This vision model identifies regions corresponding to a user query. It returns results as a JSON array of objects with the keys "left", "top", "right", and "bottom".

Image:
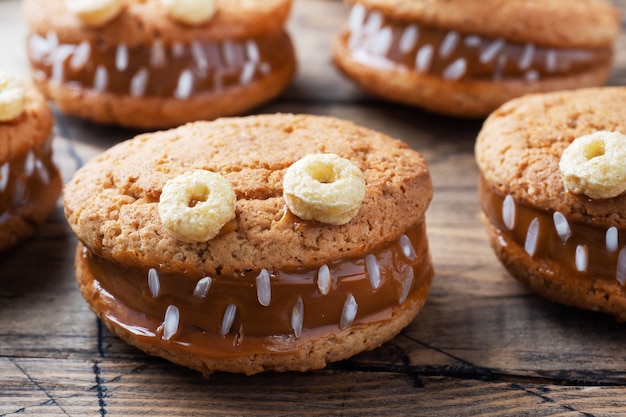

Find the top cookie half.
[{"left": 64, "top": 114, "right": 433, "bottom": 275}]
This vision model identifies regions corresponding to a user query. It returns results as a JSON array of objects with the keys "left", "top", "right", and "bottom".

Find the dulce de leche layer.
[
  {"left": 27, "top": 30, "right": 293, "bottom": 98},
  {"left": 79, "top": 223, "right": 434, "bottom": 358},
  {"left": 479, "top": 176, "right": 626, "bottom": 283},
  {"left": 0, "top": 137, "right": 58, "bottom": 216},
  {"left": 345, "top": 4, "right": 611, "bottom": 82}
]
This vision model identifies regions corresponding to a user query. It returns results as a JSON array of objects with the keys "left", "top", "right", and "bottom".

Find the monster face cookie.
[
  {"left": 23, "top": 0, "right": 296, "bottom": 129},
  {"left": 0, "top": 73, "right": 62, "bottom": 253},
  {"left": 64, "top": 114, "right": 434, "bottom": 375},
  {"left": 333, "top": 0, "right": 620, "bottom": 117},
  {"left": 476, "top": 87, "right": 626, "bottom": 320}
]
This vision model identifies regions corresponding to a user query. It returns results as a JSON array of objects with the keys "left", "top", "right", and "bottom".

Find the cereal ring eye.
[
  {"left": 64, "top": 0, "right": 123, "bottom": 27},
  {"left": 159, "top": 0, "right": 216, "bottom": 26},
  {"left": 0, "top": 73, "right": 25, "bottom": 122},
  {"left": 283, "top": 153, "right": 366, "bottom": 225},
  {"left": 559, "top": 130, "right": 626, "bottom": 199},
  {"left": 158, "top": 170, "right": 236, "bottom": 243}
]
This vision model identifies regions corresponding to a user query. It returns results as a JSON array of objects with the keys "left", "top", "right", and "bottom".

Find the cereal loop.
[
  {"left": 158, "top": 170, "right": 236, "bottom": 243},
  {"left": 283, "top": 153, "right": 366, "bottom": 225},
  {"left": 559, "top": 130, "right": 626, "bottom": 199},
  {"left": 160, "top": 0, "right": 216, "bottom": 26},
  {"left": 64, "top": 0, "right": 123, "bottom": 27},
  {"left": 0, "top": 73, "right": 25, "bottom": 122}
]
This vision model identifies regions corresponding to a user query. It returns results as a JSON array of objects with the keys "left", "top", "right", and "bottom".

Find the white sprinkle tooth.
[
  {"left": 439, "top": 31, "right": 459, "bottom": 59},
  {"left": 23, "top": 151, "right": 35, "bottom": 177},
  {"left": 524, "top": 218, "right": 539, "bottom": 257},
  {"left": 256, "top": 269, "right": 271, "bottom": 307},
  {"left": 239, "top": 61, "right": 256, "bottom": 85},
  {"left": 502, "top": 195, "right": 516, "bottom": 230},
  {"left": 190, "top": 41, "right": 208, "bottom": 74},
  {"left": 340, "top": 294, "right": 358, "bottom": 329},
  {"left": 575, "top": 245, "right": 588, "bottom": 272},
  {"left": 192, "top": 276, "right": 212, "bottom": 299},
  {"left": 399, "top": 267, "right": 414, "bottom": 305},
  {"left": 171, "top": 41, "right": 186, "bottom": 58},
  {"left": 553, "top": 211, "right": 571, "bottom": 243},
  {"left": 317, "top": 264, "right": 331, "bottom": 295},
  {"left": 51, "top": 45, "right": 74, "bottom": 83},
  {"left": 518, "top": 43, "right": 535, "bottom": 70},
  {"left": 148, "top": 268, "right": 160, "bottom": 298},
  {"left": 365, "top": 254, "right": 381, "bottom": 290},
  {"left": 524, "top": 70, "right": 539, "bottom": 82},
  {"left": 115, "top": 43, "right": 128, "bottom": 71},
  {"left": 480, "top": 39, "right": 505, "bottom": 64},
  {"left": 398, "top": 24, "right": 418, "bottom": 54},
  {"left": 221, "top": 304, "right": 237, "bottom": 335},
  {"left": 363, "top": 10, "right": 383, "bottom": 36},
  {"left": 130, "top": 68, "right": 149, "bottom": 97},
  {"left": 150, "top": 39, "right": 167, "bottom": 68},
  {"left": 348, "top": 3, "right": 367, "bottom": 33},
  {"left": 246, "top": 39, "right": 260, "bottom": 63},
  {"left": 28, "top": 34, "right": 50, "bottom": 62},
  {"left": 93, "top": 65, "right": 108, "bottom": 92},
  {"left": 35, "top": 159, "right": 49, "bottom": 185},
  {"left": 399, "top": 234, "right": 417, "bottom": 260},
  {"left": 174, "top": 69, "right": 193, "bottom": 99},
  {"left": 370, "top": 27, "right": 393, "bottom": 56},
  {"left": 70, "top": 41, "right": 91, "bottom": 70},
  {"left": 415, "top": 44, "right": 434, "bottom": 73},
  {"left": 222, "top": 40, "right": 237, "bottom": 67},
  {"left": 162, "top": 305, "right": 179, "bottom": 341},
  {"left": 0, "top": 162, "right": 9, "bottom": 192},
  {"left": 464, "top": 35, "right": 481, "bottom": 47},
  {"left": 607, "top": 227, "right": 619, "bottom": 253},
  {"left": 47, "top": 31, "right": 59, "bottom": 50},
  {"left": 442, "top": 58, "right": 466, "bottom": 80},
  {"left": 258, "top": 62, "right": 271, "bottom": 75},
  {"left": 291, "top": 297, "right": 304, "bottom": 338}
]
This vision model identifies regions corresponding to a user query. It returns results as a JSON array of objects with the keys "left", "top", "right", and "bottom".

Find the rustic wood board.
[{"left": 3, "top": 0, "right": 626, "bottom": 415}]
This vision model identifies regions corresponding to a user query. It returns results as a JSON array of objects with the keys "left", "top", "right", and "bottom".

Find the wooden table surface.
[{"left": 3, "top": 0, "right": 626, "bottom": 415}]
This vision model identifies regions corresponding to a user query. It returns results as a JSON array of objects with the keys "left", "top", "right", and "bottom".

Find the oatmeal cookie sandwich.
[
  {"left": 23, "top": 0, "right": 296, "bottom": 129},
  {"left": 333, "top": 0, "right": 620, "bottom": 117},
  {"left": 476, "top": 87, "right": 626, "bottom": 320},
  {"left": 64, "top": 114, "right": 435, "bottom": 375},
  {"left": 0, "top": 72, "right": 61, "bottom": 253}
]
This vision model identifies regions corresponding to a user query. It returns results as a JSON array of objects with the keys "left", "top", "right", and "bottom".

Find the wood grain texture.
[{"left": 2, "top": 0, "right": 626, "bottom": 415}]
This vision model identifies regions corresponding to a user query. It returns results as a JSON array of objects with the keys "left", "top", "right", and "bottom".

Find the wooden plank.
[{"left": 6, "top": 357, "right": 626, "bottom": 417}]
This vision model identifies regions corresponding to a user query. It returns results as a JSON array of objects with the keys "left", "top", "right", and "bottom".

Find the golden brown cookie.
[
  {"left": 333, "top": 0, "right": 620, "bottom": 117},
  {"left": 64, "top": 114, "right": 434, "bottom": 375},
  {"left": 23, "top": 0, "right": 296, "bottom": 129},
  {"left": 476, "top": 87, "right": 626, "bottom": 320},
  {"left": 0, "top": 75, "right": 62, "bottom": 253}
]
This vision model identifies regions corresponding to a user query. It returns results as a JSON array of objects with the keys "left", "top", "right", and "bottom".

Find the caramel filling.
[
  {"left": 27, "top": 31, "right": 292, "bottom": 98},
  {"left": 479, "top": 176, "right": 626, "bottom": 283},
  {"left": 0, "top": 137, "right": 57, "bottom": 221},
  {"left": 81, "top": 223, "right": 434, "bottom": 357},
  {"left": 344, "top": 4, "right": 611, "bottom": 82}
]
